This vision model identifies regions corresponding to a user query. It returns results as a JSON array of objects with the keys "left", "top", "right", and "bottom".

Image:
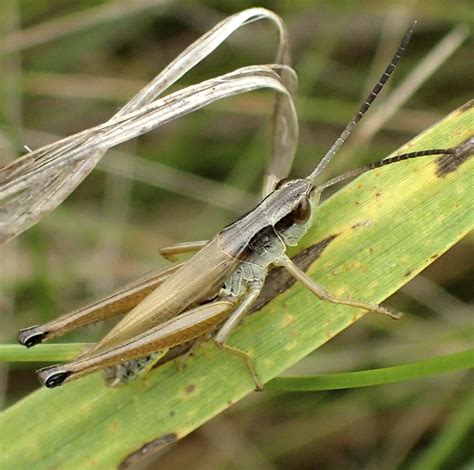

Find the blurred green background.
[{"left": 0, "top": 1, "right": 472, "bottom": 469}]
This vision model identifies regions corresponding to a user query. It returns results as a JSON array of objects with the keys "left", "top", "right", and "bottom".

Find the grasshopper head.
[{"left": 271, "top": 178, "right": 316, "bottom": 246}]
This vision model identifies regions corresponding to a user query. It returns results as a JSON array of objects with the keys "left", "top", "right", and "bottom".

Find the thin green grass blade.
[
  {"left": 267, "top": 349, "right": 474, "bottom": 391},
  {"left": 1, "top": 101, "right": 472, "bottom": 469},
  {"left": 0, "top": 344, "right": 88, "bottom": 363}
]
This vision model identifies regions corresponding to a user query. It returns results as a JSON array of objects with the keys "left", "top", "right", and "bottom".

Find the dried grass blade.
[{"left": 0, "top": 8, "right": 293, "bottom": 243}]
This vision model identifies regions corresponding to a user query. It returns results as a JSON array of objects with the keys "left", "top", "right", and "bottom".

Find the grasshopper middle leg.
[
  {"left": 159, "top": 240, "right": 208, "bottom": 261},
  {"left": 214, "top": 283, "right": 264, "bottom": 390}
]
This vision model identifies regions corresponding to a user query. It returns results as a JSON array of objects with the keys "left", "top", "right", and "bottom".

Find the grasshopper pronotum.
[{"left": 16, "top": 13, "right": 467, "bottom": 390}]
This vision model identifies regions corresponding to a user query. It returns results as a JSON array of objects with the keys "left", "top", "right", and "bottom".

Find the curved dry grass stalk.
[
  {"left": 14, "top": 127, "right": 256, "bottom": 212},
  {"left": 0, "top": 8, "right": 296, "bottom": 243}
]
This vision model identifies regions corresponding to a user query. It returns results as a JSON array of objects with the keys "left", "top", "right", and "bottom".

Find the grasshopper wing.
[{"left": 88, "top": 237, "right": 238, "bottom": 354}]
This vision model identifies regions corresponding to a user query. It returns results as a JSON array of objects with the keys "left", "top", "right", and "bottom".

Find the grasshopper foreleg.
[
  {"left": 277, "top": 255, "right": 402, "bottom": 319},
  {"left": 159, "top": 240, "right": 208, "bottom": 261}
]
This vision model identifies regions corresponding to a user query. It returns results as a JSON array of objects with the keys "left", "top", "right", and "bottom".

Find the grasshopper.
[{"left": 17, "top": 21, "right": 465, "bottom": 390}]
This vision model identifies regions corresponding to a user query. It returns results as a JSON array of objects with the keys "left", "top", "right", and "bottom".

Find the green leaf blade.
[{"left": 1, "top": 101, "right": 473, "bottom": 469}]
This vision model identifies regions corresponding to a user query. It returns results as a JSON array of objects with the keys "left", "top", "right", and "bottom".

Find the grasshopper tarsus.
[
  {"left": 384, "top": 309, "right": 404, "bottom": 320},
  {"left": 217, "top": 342, "right": 264, "bottom": 391}
]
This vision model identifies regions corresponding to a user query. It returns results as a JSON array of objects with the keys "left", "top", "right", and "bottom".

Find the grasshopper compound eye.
[{"left": 293, "top": 196, "right": 311, "bottom": 224}]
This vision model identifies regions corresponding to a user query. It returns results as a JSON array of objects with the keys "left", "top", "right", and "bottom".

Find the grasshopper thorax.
[
  {"left": 220, "top": 178, "right": 315, "bottom": 296},
  {"left": 219, "top": 178, "right": 315, "bottom": 262}
]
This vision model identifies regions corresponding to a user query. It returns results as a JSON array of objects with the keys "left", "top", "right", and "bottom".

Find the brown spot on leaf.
[
  {"left": 185, "top": 383, "right": 196, "bottom": 394},
  {"left": 120, "top": 433, "right": 178, "bottom": 469},
  {"left": 111, "top": 420, "right": 121, "bottom": 433},
  {"left": 404, "top": 270, "right": 412, "bottom": 277},
  {"left": 435, "top": 136, "right": 473, "bottom": 177},
  {"left": 351, "top": 220, "right": 373, "bottom": 230}
]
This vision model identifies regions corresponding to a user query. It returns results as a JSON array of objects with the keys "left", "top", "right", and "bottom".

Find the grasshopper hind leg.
[
  {"left": 104, "top": 350, "right": 168, "bottom": 387},
  {"left": 38, "top": 351, "right": 169, "bottom": 389},
  {"left": 17, "top": 266, "right": 181, "bottom": 348},
  {"left": 17, "top": 325, "right": 48, "bottom": 348}
]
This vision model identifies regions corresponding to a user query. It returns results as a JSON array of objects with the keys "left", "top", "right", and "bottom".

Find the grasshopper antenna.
[
  {"left": 318, "top": 136, "right": 474, "bottom": 192},
  {"left": 318, "top": 148, "right": 454, "bottom": 191},
  {"left": 307, "top": 21, "right": 417, "bottom": 184}
]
